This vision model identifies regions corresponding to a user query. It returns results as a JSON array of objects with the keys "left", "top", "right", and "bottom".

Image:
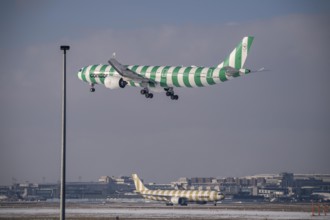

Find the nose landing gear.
[{"left": 90, "top": 84, "right": 95, "bottom": 92}]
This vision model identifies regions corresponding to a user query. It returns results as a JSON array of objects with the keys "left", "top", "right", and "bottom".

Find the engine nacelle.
[
  {"left": 170, "top": 197, "right": 188, "bottom": 206},
  {"left": 104, "top": 76, "right": 121, "bottom": 89}
]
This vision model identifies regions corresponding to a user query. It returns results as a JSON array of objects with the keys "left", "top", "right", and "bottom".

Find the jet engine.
[
  {"left": 170, "top": 197, "right": 188, "bottom": 206},
  {"left": 104, "top": 76, "right": 121, "bottom": 89}
]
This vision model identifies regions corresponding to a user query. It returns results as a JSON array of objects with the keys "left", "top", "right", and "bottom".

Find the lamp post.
[{"left": 60, "top": 45, "right": 70, "bottom": 220}]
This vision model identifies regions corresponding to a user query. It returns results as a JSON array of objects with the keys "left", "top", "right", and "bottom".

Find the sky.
[{"left": 0, "top": 0, "right": 330, "bottom": 185}]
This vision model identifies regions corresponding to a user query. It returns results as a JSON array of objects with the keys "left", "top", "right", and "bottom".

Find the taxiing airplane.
[
  {"left": 132, "top": 174, "right": 225, "bottom": 206},
  {"left": 78, "top": 36, "right": 260, "bottom": 100}
]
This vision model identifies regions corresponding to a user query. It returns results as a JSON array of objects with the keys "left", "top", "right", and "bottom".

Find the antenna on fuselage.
[{"left": 112, "top": 52, "right": 116, "bottom": 58}]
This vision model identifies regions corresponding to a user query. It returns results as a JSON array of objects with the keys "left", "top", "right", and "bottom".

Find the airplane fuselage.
[
  {"left": 139, "top": 189, "right": 221, "bottom": 203},
  {"left": 78, "top": 64, "right": 250, "bottom": 89},
  {"left": 132, "top": 174, "right": 224, "bottom": 206},
  {"left": 77, "top": 36, "right": 256, "bottom": 99}
]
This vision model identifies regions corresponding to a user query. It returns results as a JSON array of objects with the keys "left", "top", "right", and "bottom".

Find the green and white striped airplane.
[
  {"left": 78, "top": 36, "right": 259, "bottom": 100},
  {"left": 132, "top": 174, "right": 225, "bottom": 206}
]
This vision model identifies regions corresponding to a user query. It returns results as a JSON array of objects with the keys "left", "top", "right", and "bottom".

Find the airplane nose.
[
  {"left": 77, "top": 70, "right": 83, "bottom": 80},
  {"left": 218, "top": 193, "right": 225, "bottom": 200}
]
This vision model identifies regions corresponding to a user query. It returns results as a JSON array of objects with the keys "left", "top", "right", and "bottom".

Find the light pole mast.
[{"left": 60, "top": 45, "right": 70, "bottom": 220}]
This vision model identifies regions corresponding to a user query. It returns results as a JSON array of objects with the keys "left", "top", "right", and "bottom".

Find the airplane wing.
[{"left": 108, "top": 58, "right": 155, "bottom": 85}]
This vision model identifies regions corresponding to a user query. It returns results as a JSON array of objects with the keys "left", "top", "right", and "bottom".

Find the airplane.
[
  {"left": 132, "top": 173, "right": 225, "bottom": 206},
  {"left": 78, "top": 36, "right": 261, "bottom": 100}
]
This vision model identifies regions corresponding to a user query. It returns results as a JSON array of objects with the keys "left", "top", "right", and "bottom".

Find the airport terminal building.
[{"left": 1, "top": 173, "right": 329, "bottom": 202}]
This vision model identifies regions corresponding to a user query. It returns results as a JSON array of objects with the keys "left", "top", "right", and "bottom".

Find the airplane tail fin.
[
  {"left": 217, "top": 36, "right": 254, "bottom": 69},
  {"left": 132, "top": 173, "right": 149, "bottom": 193}
]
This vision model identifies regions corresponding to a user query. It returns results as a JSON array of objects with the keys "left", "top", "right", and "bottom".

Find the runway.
[
  {"left": 1, "top": 202, "right": 329, "bottom": 220},
  {"left": 0, "top": 207, "right": 325, "bottom": 220}
]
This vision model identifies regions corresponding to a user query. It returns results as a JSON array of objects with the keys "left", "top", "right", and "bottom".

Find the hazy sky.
[{"left": 0, "top": 0, "right": 329, "bottom": 185}]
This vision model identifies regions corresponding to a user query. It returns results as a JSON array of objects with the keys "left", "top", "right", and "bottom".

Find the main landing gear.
[
  {"left": 164, "top": 87, "right": 179, "bottom": 100},
  {"left": 140, "top": 88, "right": 153, "bottom": 99}
]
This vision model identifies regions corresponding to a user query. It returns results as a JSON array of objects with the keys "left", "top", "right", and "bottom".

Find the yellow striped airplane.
[{"left": 132, "top": 174, "right": 225, "bottom": 206}]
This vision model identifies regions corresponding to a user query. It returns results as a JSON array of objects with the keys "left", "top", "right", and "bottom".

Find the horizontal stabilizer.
[{"left": 223, "top": 66, "right": 251, "bottom": 77}]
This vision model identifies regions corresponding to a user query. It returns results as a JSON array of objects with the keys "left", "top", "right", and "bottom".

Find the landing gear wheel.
[
  {"left": 171, "top": 94, "right": 178, "bottom": 100},
  {"left": 145, "top": 93, "right": 153, "bottom": 99},
  {"left": 165, "top": 87, "right": 178, "bottom": 100},
  {"left": 140, "top": 89, "right": 147, "bottom": 95},
  {"left": 90, "top": 88, "right": 95, "bottom": 92},
  {"left": 119, "top": 78, "right": 128, "bottom": 88}
]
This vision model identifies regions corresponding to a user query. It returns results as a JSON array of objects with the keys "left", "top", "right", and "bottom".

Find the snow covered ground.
[{"left": 0, "top": 207, "right": 329, "bottom": 219}]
